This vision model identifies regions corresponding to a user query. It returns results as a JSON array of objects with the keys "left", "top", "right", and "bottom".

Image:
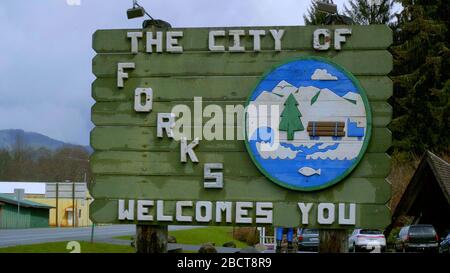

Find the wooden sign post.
[
  {"left": 135, "top": 225, "right": 168, "bottom": 253},
  {"left": 319, "top": 229, "right": 349, "bottom": 253},
  {"left": 90, "top": 24, "right": 392, "bottom": 253}
]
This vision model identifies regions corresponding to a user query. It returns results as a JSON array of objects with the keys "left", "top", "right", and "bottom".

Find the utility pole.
[
  {"left": 14, "top": 189, "right": 24, "bottom": 228},
  {"left": 55, "top": 182, "right": 59, "bottom": 227},
  {"left": 72, "top": 180, "right": 75, "bottom": 228},
  {"left": 90, "top": 222, "right": 95, "bottom": 243}
]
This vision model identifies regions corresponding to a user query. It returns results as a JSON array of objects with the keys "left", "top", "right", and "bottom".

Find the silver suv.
[{"left": 348, "top": 229, "right": 386, "bottom": 252}]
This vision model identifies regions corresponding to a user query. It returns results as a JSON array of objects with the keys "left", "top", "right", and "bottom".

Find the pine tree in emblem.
[{"left": 279, "top": 93, "right": 304, "bottom": 140}]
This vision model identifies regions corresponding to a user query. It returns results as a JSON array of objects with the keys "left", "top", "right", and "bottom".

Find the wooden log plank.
[
  {"left": 306, "top": 128, "right": 345, "bottom": 132},
  {"left": 92, "top": 76, "right": 393, "bottom": 102},
  {"left": 90, "top": 151, "right": 391, "bottom": 178},
  {"left": 91, "top": 101, "right": 392, "bottom": 127},
  {"left": 368, "top": 128, "right": 392, "bottom": 153},
  {"left": 89, "top": 200, "right": 391, "bottom": 229},
  {"left": 92, "top": 51, "right": 393, "bottom": 78},
  {"left": 89, "top": 175, "right": 391, "bottom": 204},
  {"left": 308, "top": 123, "right": 345, "bottom": 128},
  {"left": 371, "top": 102, "right": 392, "bottom": 127},
  {"left": 93, "top": 25, "right": 393, "bottom": 53},
  {"left": 308, "top": 132, "right": 346, "bottom": 137},
  {"left": 90, "top": 126, "right": 391, "bottom": 153}
]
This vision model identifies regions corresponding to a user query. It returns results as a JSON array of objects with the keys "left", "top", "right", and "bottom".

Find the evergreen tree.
[
  {"left": 390, "top": 0, "right": 450, "bottom": 157},
  {"left": 0, "top": 149, "right": 11, "bottom": 180},
  {"left": 344, "top": 0, "right": 395, "bottom": 25},
  {"left": 279, "top": 94, "right": 304, "bottom": 140},
  {"left": 304, "top": 0, "right": 328, "bottom": 25}
]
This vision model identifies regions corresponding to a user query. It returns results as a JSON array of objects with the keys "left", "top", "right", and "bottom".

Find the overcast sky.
[{"left": 0, "top": 0, "right": 379, "bottom": 146}]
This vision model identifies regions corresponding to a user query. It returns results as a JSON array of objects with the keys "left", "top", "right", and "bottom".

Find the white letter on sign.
[
  {"left": 156, "top": 200, "right": 173, "bottom": 222},
  {"left": 117, "top": 63, "right": 135, "bottom": 88},
  {"left": 249, "top": 30, "right": 266, "bottom": 52},
  {"left": 137, "top": 200, "right": 154, "bottom": 221},
  {"left": 166, "top": 31, "right": 183, "bottom": 53},
  {"left": 229, "top": 30, "right": 245, "bottom": 52},
  {"left": 269, "top": 29, "right": 285, "bottom": 51},
  {"left": 127, "top": 32, "right": 143, "bottom": 54},
  {"left": 318, "top": 203, "right": 335, "bottom": 224},
  {"left": 298, "top": 203, "right": 313, "bottom": 225},
  {"left": 204, "top": 163, "right": 223, "bottom": 189},
  {"left": 181, "top": 137, "right": 199, "bottom": 163},
  {"left": 196, "top": 201, "right": 213, "bottom": 223},
  {"left": 209, "top": 30, "right": 225, "bottom": 52},
  {"left": 146, "top": 31, "right": 163, "bottom": 53},
  {"left": 338, "top": 203, "right": 356, "bottom": 225},
  {"left": 236, "top": 202, "right": 253, "bottom": 224},
  {"left": 118, "top": 199, "right": 134, "bottom": 220},
  {"left": 313, "top": 29, "right": 331, "bottom": 51},
  {"left": 134, "top": 88, "right": 153, "bottom": 112},
  {"left": 256, "top": 202, "right": 273, "bottom": 224},
  {"left": 216, "top": 202, "right": 232, "bottom": 223},
  {"left": 334, "top": 28, "right": 352, "bottom": 50},
  {"left": 157, "top": 113, "right": 175, "bottom": 138},
  {"left": 176, "top": 201, "right": 193, "bottom": 222}
]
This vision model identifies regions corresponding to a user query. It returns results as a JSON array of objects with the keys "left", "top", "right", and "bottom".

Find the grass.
[
  {"left": 116, "top": 227, "right": 248, "bottom": 249},
  {"left": 0, "top": 227, "right": 247, "bottom": 253},
  {"left": 0, "top": 241, "right": 135, "bottom": 253}
]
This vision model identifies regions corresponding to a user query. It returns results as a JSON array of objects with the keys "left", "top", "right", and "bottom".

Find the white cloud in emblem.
[
  {"left": 256, "top": 142, "right": 298, "bottom": 160},
  {"left": 311, "top": 69, "right": 338, "bottom": 80}
]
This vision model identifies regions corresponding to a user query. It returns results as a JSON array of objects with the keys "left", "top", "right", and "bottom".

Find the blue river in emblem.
[
  {"left": 245, "top": 59, "right": 368, "bottom": 190},
  {"left": 248, "top": 127, "right": 356, "bottom": 189}
]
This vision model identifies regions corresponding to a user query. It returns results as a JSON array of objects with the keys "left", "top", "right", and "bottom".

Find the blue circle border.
[{"left": 243, "top": 56, "right": 373, "bottom": 192}]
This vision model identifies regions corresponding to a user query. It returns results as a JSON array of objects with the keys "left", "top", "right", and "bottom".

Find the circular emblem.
[{"left": 244, "top": 57, "right": 372, "bottom": 191}]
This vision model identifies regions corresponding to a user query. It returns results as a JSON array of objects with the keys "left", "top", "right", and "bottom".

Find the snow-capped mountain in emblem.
[{"left": 247, "top": 80, "right": 367, "bottom": 161}]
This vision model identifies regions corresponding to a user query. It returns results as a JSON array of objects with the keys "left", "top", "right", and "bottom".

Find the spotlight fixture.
[
  {"left": 316, "top": 0, "right": 354, "bottom": 25},
  {"left": 316, "top": 1, "right": 338, "bottom": 14},
  {"left": 142, "top": 19, "right": 172, "bottom": 29},
  {"left": 127, "top": 0, "right": 171, "bottom": 29},
  {"left": 127, "top": 6, "right": 145, "bottom": 19},
  {"left": 127, "top": 0, "right": 154, "bottom": 20}
]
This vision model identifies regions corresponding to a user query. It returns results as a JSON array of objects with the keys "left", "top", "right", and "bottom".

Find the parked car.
[
  {"left": 439, "top": 233, "right": 450, "bottom": 254},
  {"left": 297, "top": 228, "right": 319, "bottom": 252},
  {"left": 395, "top": 225, "right": 439, "bottom": 253},
  {"left": 348, "top": 229, "right": 386, "bottom": 252}
]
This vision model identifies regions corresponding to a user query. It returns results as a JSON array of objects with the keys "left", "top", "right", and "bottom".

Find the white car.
[{"left": 348, "top": 229, "right": 386, "bottom": 252}]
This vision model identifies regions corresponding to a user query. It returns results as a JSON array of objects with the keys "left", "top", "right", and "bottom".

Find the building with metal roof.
[
  {"left": 0, "top": 193, "right": 53, "bottom": 229},
  {"left": 0, "top": 182, "right": 92, "bottom": 227}
]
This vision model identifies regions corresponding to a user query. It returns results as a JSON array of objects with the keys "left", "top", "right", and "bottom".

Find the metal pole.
[
  {"left": 75, "top": 199, "right": 78, "bottom": 227},
  {"left": 55, "top": 183, "right": 59, "bottom": 227},
  {"left": 17, "top": 199, "right": 20, "bottom": 228},
  {"left": 72, "top": 181, "right": 75, "bottom": 228},
  {"left": 90, "top": 223, "right": 95, "bottom": 243},
  {"left": 14, "top": 189, "right": 24, "bottom": 229}
]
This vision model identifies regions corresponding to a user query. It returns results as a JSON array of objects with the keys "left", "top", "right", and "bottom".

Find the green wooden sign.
[{"left": 90, "top": 25, "right": 392, "bottom": 229}]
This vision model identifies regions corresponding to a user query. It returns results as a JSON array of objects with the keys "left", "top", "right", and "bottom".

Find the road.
[
  {"left": 0, "top": 226, "right": 312, "bottom": 253},
  {"left": 0, "top": 225, "right": 200, "bottom": 248}
]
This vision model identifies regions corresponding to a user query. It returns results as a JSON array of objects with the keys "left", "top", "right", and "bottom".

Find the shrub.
[{"left": 232, "top": 227, "right": 260, "bottom": 246}]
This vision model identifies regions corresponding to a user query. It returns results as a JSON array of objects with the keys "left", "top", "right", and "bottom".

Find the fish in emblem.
[{"left": 298, "top": 167, "right": 321, "bottom": 177}]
